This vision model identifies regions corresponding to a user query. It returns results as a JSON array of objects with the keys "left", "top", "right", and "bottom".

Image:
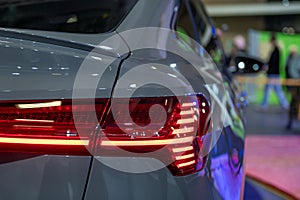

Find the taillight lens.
[
  {"left": 0, "top": 94, "right": 211, "bottom": 176},
  {"left": 100, "top": 94, "right": 210, "bottom": 176},
  {"left": 0, "top": 99, "right": 108, "bottom": 155}
]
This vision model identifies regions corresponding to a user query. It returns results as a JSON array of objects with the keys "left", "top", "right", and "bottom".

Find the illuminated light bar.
[
  {"left": 177, "top": 118, "right": 194, "bottom": 125},
  {"left": 172, "top": 146, "right": 194, "bottom": 153},
  {"left": 175, "top": 153, "right": 195, "bottom": 160},
  {"left": 172, "top": 127, "right": 194, "bottom": 135},
  {"left": 13, "top": 125, "right": 54, "bottom": 129},
  {"left": 0, "top": 98, "right": 108, "bottom": 156},
  {"left": 16, "top": 101, "right": 62, "bottom": 109},
  {"left": 177, "top": 160, "right": 196, "bottom": 168},
  {"left": 15, "top": 119, "right": 55, "bottom": 123},
  {"left": 0, "top": 137, "right": 89, "bottom": 146},
  {"left": 181, "top": 103, "right": 195, "bottom": 108},
  {"left": 180, "top": 110, "right": 194, "bottom": 115},
  {"left": 101, "top": 136, "right": 194, "bottom": 146}
]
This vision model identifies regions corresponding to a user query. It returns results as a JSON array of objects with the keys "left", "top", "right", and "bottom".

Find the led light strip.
[
  {"left": 15, "top": 119, "right": 55, "bottom": 123},
  {"left": 16, "top": 101, "right": 62, "bottom": 109},
  {"left": 177, "top": 118, "right": 194, "bottom": 124},
  {"left": 0, "top": 137, "right": 89, "bottom": 146},
  {"left": 177, "top": 160, "right": 196, "bottom": 168},
  {"left": 181, "top": 103, "right": 195, "bottom": 108},
  {"left": 172, "top": 127, "right": 194, "bottom": 135},
  {"left": 175, "top": 153, "right": 195, "bottom": 160},
  {"left": 172, "top": 146, "right": 193, "bottom": 153},
  {"left": 180, "top": 110, "right": 195, "bottom": 115},
  {"left": 13, "top": 125, "right": 54, "bottom": 129},
  {"left": 101, "top": 136, "right": 193, "bottom": 146}
]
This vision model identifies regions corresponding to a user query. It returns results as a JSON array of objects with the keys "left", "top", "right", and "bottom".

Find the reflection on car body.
[{"left": 0, "top": 0, "right": 246, "bottom": 199}]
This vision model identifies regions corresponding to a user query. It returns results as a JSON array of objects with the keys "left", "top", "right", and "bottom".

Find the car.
[{"left": 0, "top": 0, "right": 246, "bottom": 199}]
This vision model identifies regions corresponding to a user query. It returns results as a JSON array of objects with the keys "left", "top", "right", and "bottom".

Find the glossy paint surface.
[{"left": 0, "top": 0, "right": 245, "bottom": 199}]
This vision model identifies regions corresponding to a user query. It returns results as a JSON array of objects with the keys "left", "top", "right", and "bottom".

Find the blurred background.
[
  {"left": 202, "top": 1, "right": 300, "bottom": 199},
  {"left": 205, "top": 0, "right": 300, "bottom": 104}
]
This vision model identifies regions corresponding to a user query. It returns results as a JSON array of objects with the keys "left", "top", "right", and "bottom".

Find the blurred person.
[
  {"left": 228, "top": 35, "right": 247, "bottom": 67},
  {"left": 260, "top": 34, "right": 289, "bottom": 110},
  {"left": 233, "top": 35, "right": 246, "bottom": 52},
  {"left": 286, "top": 52, "right": 300, "bottom": 130},
  {"left": 224, "top": 34, "right": 248, "bottom": 74},
  {"left": 285, "top": 46, "right": 298, "bottom": 80}
]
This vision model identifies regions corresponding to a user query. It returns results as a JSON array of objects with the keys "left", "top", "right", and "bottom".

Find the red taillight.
[
  {"left": 0, "top": 99, "right": 109, "bottom": 155},
  {"left": 100, "top": 94, "right": 210, "bottom": 176},
  {"left": 0, "top": 94, "right": 210, "bottom": 176}
]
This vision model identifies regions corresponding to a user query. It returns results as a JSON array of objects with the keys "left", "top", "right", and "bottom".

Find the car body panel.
[
  {"left": 0, "top": 28, "right": 127, "bottom": 200},
  {"left": 85, "top": 157, "right": 219, "bottom": 200},
  {"left": 117, "top": 0, "right": 175, "bottom": 30},
  {"left": 0, "top": 154, "right": 90, "bottom": 200},
  {"left": 0, "top": 0, "right": 245, "bottom": 199},
  {"left": 85, "top": 1, "right": 245, "bottom": 200},
  {"left": 0, "top": 29, "right": 129, "bottom": 100}
]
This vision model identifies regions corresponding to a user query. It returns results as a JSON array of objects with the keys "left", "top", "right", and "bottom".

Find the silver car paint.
[
  {"left": 0, "top": 155, "right": 90, "bottom": 200},
  {"left": 0, "top": 27, "right": 127, "bottom": 200},
  {"left": 0, "top": 30, "right": 128, "bottom": 100},
  {"left": 85, "top": 0, "right": 244, "bottom": 200},
  {"left": 0, "top": 0, "right": 245, "bottom": 199}
]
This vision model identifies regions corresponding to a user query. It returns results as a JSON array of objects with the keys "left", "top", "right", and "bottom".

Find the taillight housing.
[
  {"left": 100, "top": 94, "right": 211, "bottom": 176},
  {"left": 0, "top": 99, "right": 108, "bottom": 155},
  {"left": 0, "top": 94, "right": 211, "bottom": 176}
]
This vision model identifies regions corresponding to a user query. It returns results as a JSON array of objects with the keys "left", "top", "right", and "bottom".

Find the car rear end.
[{"left": 0, "top": 0, "right": 245, "bottom": 199}]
